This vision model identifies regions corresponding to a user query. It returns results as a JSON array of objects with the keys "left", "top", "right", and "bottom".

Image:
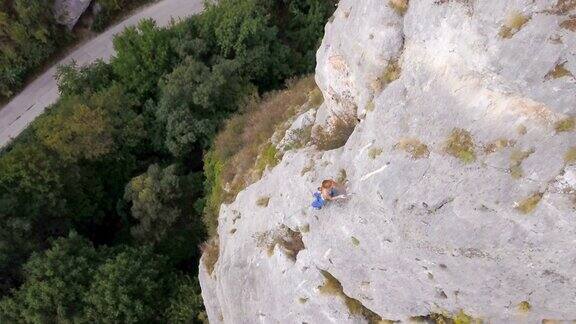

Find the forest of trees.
[{"left": 0, "top": 0, "right": 336, "bottom": 322}]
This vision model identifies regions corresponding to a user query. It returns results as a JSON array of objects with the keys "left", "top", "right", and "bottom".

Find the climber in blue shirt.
[{"left": 312, "top": 179, "right": 340, "bottom": 209}]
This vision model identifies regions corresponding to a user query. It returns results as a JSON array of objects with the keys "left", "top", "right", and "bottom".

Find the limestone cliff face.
[{"left": 199, "top": 0, "right": 576, "bottom": 323}]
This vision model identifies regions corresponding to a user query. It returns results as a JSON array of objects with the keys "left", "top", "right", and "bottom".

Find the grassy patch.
[
  {"left": 202, "top": 76, "right": 319, "bottom": 236},
  {"left": 318, "top": 270, "right": 384, "bottom": 323},
  {"left": 518, "top": 301, "right": 531, "bottom": 313},
  {"left": 445, "top": 128, "right": 476, "bottom": 163},
  {"left": 546, "top": 62, "right": 574, "bottom": 80},
  {"left": 256, "top": 196, "right": 271, "bottom": 207},
  {"left": 509, "top": 148, "right": 535, "bottom": 179},
  {"left": 372, "top": 59, "right": 402, "bottom": 93},
  {"left": 499, "top": 12, "right": 531, "bottom": 39},
  {"left": 555, "top": 117, "right": 575, "bottom": 133},
  {"left": 368, "top": 147, "right": 383, "bottom": 159},
  {"left": 313, "top": 114, "right": 357, "bottom": 151},
  {"left": 484, "top": 138, "right": 515, "bottom": 154},
  {"left": 394, "top": 138, "right": 430, "bottom": 159},
  {"left": 309, "top": 87, "right": 324, "bottom": 107},
  {"left": 565, "top": 147, "right": 576, "bottom": 164},
  {"left": 201, "top": 238, "right": 220, "bottom": 275},
  {"left": 389, "top": 0, "right": 408, "bottom": 15},
  {"left": 365, "top": 100, "right": 375, "bottom": 112},
  {"left": 516, "top": 192, "right": 543, "bottom": 214},
  {"left": 254, "top": 144, "right": 280, "bottom": 178}
]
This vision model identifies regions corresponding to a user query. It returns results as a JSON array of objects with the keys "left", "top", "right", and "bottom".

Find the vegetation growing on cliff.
[{"left": 0, "top": 0, "right": 336, "bottom": 321}]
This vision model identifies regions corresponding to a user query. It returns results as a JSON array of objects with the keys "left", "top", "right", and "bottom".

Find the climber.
[{"left": 311, "top": 179, "right": 345, "bottom": 209}]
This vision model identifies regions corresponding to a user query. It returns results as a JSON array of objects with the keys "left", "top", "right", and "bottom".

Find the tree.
[
  {"left": 198, "top": 0, "right": 291, "bottom": 89},
  {"left": 156, "top": 57, "right": 249, "bottom": 158},
  {"left": 35, "top": 101, "right": 114, "bottom": 162},
  {"left": 124, "top": 164, "right": 184, "bottom": 243},
  {"left": 56, "top": 60, "right": 115, "bottom": 96},
  {"left": 83, "top": 246, "right": 173, "bottom": 323},
  {"left": 111, "top": 19, "right": 177, "bottom": 100},
  {"left": 0, "top": 233, "right": 101, "bottom": 323},
  {"left": 165, "top": 277, "right": 207, "bottom": 324}
]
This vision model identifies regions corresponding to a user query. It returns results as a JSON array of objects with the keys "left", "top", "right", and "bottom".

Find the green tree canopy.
[
  {"left": 111, "top": 19, "right": 177, "bottom": 100},
  {"left": 0, "top": 233, "right": 101, "bottom": 323},
  {"left": 83, "top": 246, "right": 173, "bottom": 323}
]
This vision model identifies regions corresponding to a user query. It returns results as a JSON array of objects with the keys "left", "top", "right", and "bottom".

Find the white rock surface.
[
  {"left": 54, "top": 0, "right": 92, "bottom": 29},
  {"left": 200, "top": 0, "right": 576, "bottom": 323}
]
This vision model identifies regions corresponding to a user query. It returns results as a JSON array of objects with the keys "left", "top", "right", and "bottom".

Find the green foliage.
[
  {"left": 56, "top": 60, "right": 115, "bottom": 96},
  {"left": 0, "top": 234, "right": 205, "bottom": 323},
  {"left": 254, "top": 144, "right": 280, "bottom": 178},
  {"left": 156, "top": 57, "right": 249, "bottom": 157},
  {"left": 445, "top": 128, "right": 476, "bottom": 163},
  {"left": 124, "top": 164, "right": 201, "bottom": 243},
  {"left": 202, "top": 151, "right": 225, "bottom": 237},
  {"left": 0, "top": 0, "right": 69, "bottom": 99},
  {"left": 198, "top": 0, "right": 291, "bottom": 89},
  {"left": 165, "top": 277, "right": 207, "bottom": 323},
  {"left": 0, "top": 233, "right": 101, "bottom": 323},
  {"left": 83, "top": 246, "right": 172, "bottom": 323},
  {"left": 112, "top": 19, "right": 177, "bottom": 100}
]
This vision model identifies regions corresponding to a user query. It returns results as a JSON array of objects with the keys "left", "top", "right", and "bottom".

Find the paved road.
[{"left": 0, "top": 0, "right": 204, "bottom": 148}]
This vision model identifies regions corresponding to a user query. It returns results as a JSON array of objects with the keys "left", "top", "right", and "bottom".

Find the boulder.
[{"left": 54, "top": 0, "right": 92, "bottom": 29}]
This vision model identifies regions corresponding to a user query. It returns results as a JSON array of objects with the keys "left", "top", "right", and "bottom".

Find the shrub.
[
  {"left": 499, "top": 12, "right": 530, "bottom": 38},
  {"left": 509, "top": 148, "right": 534, "bottom": 179},
  {"left": 200, "top": 238, "right": 219, "bottom": 275},
  {"left": 394, "top": 138, "right": 430, "bottom": 159},
  {"left": 510, "top": 149, "right": 534, "bottom": 179},
  {"left": 516, "top": 192, "right": 543, "bottom": 214},
  {"left": 313, "top": 114, "right": 357, "bottom": 150},
  {"left": 309, "top": 87, "right": 324, "bottom": 107},
  {"left": 565, "top": 147, "right": 576, "bottom": 164},
  {"left": 365, "top": 100, "right": 375, "bottom": 112},
  {"left": 445, "top": 128, "right": 476, "bottom": 163},
  {"left": 368, "top": 147, "right": 383, "bottom": 159},
  {"left": 372, "top": 59, "right": 401, "bottom": 92},
  {"left": 554, "top": 117, "right": 575, "bottom": 133},
  {"left": 254, "top": 144, "right": 280, "bottom": 178},
  {"left": 546, "top": 62, "right": 574, "bottom": 79},
  {"left": 256, "top": 196, "right": 271, "bottom": 207},
  {"left": 518, "top": 301, "right": 531, "bottom": 313},
  {"left": 389, "top": 0, "right": 409, "bottom": 15}
]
